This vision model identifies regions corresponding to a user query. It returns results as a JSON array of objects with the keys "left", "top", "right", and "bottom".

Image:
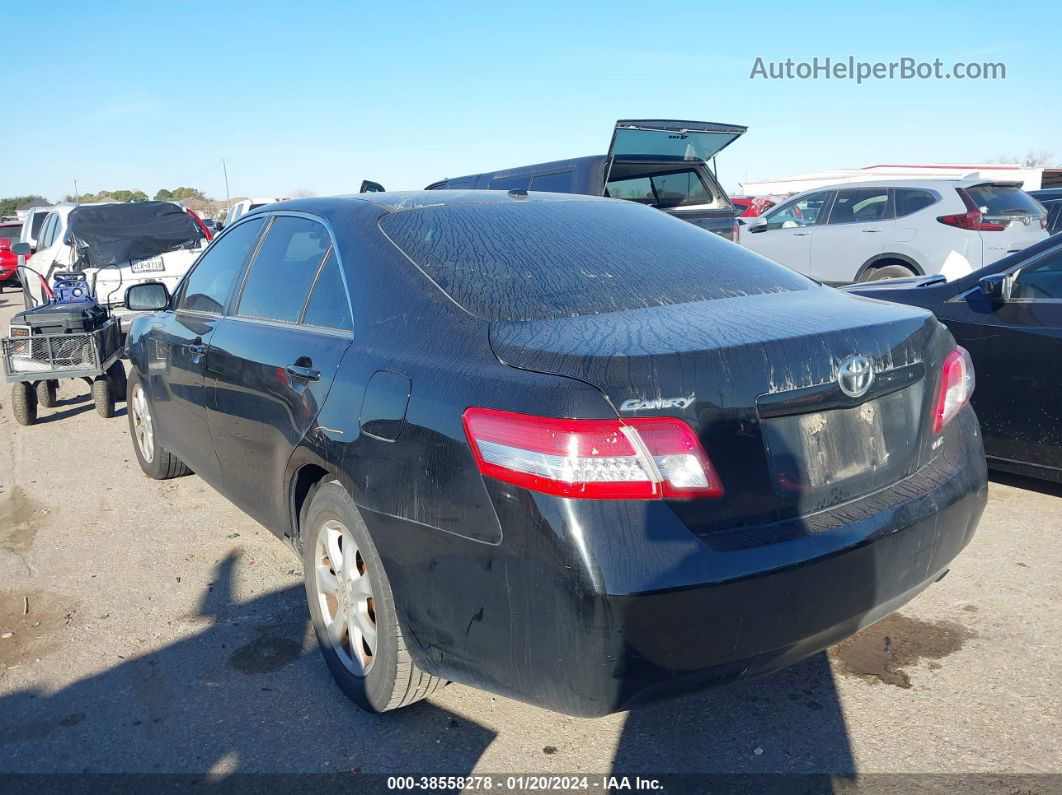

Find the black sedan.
[
  {"left": 846, "top": 234, "right": 1062, "bottom": 483},
  {"left": 122, "top": 191, "right": 987, "bottom": 717}
]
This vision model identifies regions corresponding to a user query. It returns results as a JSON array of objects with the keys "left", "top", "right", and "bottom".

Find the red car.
[
  {"left": 731, "top": 195, "right": 782, "bottom": 217},
  {"left": 0, "top": 220, "right": 24, "bottom": 292}
]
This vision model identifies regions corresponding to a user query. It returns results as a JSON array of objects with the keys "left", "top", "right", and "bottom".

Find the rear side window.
[
  {"left": 302, "top": 252, "right": 352, "bottom": 331},
  {"left": 179, "top": 218, "right": 264, "bottom": 314},
  {"left": 530, "top": 171, "right": 575, "bottom": 193},
  {"left": 965, "top": 185, "right": 1043, "bottom": 219},
  {"left": 488, "top": 175, "right": 532, "bottom": 191},
  {"left": 30, "top": 213, "right": 48, "bottom": 237},
  {"left": 379, "top": 199, "right": 813, "bottom": 322},
  {"left": 894, "top": 189, "right": 939, "bottom": 217},
  {"left": 237, "top": 216, "right": 331, "bottom": 323},
  {"left": 828, "top": 188, "right": 891, "bottom": 224}
]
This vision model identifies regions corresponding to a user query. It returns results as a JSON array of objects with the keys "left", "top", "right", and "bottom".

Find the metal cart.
[{"left": 2, "top": 317, "right": 126, "bottom": 426}]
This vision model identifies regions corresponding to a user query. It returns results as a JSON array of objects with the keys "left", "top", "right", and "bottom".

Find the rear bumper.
[{"left": 368, "top": 407, "right": 987, "bottom": 717}]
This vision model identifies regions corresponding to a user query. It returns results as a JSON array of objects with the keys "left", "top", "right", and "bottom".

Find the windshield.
[{"left": 380, "top": 199, "right": 812, "bottom": 322}]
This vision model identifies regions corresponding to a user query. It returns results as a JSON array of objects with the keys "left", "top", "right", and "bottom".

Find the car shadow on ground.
[
  {"left": 989, "top": 470, "right": 1062, "bottom": 498},
  {"left": 0, "top": 550, "right": 856, "bottom": 779}
]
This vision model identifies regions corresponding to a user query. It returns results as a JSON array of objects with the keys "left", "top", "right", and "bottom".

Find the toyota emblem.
[{"left": 838, "top": 355, "right": 875, "bottom": 398}]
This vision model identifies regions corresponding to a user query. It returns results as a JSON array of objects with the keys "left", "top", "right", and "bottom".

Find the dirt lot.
[{"left": 0, "top": 293, "right": 1059, "bottom": 783}]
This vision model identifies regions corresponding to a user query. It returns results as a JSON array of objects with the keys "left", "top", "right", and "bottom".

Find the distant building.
[{"left": 740, "top": 164, "right": 1062, "bottom": 197}]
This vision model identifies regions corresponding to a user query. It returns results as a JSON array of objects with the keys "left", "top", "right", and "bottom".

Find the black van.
[{"left": 362, "top": 119, "right": 746, "bottom": 241}]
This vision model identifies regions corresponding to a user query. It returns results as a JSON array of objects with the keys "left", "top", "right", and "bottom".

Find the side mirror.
[
  {"left": 747, "top": 217, "right": 768, "bottom": 233},
  {"left": 978, "top": 273, "right": 1009, "bottom": 303},
  {"left": 215, "top": 222, "right": 224, "bottom": 231},
  {"left": 11, "top": 242, "right": 31, "bottom": 256},
  {"left": 360, "top": 180, "right": 386, "bottom": 193},
  {"left": 126, "top": 282, "right": 171, "bottom": 312}
]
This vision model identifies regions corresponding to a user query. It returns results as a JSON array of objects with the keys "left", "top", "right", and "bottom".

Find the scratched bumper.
[{"left": 369, "top": 407, "right": 987, "bottom": 717}]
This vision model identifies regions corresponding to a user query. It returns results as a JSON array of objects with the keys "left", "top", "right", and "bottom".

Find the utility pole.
[
  {"left": 73, "top": 178, "right": 80, "bottom": 204},
  {"left": 221, "top": 158, "right": 230, "bottom": 205}
]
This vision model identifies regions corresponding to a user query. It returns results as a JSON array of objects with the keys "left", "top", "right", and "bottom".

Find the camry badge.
[
  {"left": 620, "top": 396, "right": 695, "bottom": 412},
  {"left": 837, "top": 355, "right": 875, "bottom": 398}
]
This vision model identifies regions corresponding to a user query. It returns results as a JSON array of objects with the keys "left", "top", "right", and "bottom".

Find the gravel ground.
[{"left": 0, "top": 294, "right": 1059, "bottom": 785}]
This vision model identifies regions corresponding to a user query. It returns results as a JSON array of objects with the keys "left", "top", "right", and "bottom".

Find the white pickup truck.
[{"left": 23, "top": 201, "right": 208, "bottom": 329}]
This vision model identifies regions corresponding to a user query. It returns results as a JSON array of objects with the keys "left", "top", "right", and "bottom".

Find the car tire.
[
  {"left": 302, "top": 480, "right": 444, "bottom": 712},
  {"left": 35, "top": 380, "right": 58, "bottom": 409},
  {"left": 108, "top": 360, "right": 127, "bottom": 402},
  {"left": 92, "top": 375, "right": 115, "bottom": 418},
  {"left": 126, "top": 370, "right": 192, "bottom": 479},
  {"left": 859, "top": 263, "right": 917, "bottom": 282},
  {"left": 11, "top": 382, "right": 37, "bottom": 426}
]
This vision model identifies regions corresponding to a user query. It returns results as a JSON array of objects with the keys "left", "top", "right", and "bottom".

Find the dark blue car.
[{"left": 846, "top": 233, "right": 1062, "bottom": 482}]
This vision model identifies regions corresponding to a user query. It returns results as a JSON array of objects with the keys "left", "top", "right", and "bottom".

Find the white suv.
[{"left": 741, "top": 179, "right": 1048, "bottom": 283}]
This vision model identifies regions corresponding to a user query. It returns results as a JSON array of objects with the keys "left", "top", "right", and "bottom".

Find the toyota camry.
[{"left": 122, "top": 191, "right": 988, "bottom": 717}]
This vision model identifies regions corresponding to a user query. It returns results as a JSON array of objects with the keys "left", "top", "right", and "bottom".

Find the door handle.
[
  {"left": 862, "top": 229, "right": 882, "bottom": 233},
  {"left": 286, "top": 363, "right": 321, "bottom": 382},
  {"left": 792, "top": 231, "right": 811, "bottom": 236}
]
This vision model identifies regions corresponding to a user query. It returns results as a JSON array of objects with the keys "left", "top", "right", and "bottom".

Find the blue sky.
[{"left": 6, "top": 0, "right": 1060, "bottom": 202}]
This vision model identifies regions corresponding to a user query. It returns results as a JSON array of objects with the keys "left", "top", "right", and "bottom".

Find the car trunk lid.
[{"left": 490, "top": 288, "right": 943, "bottom": 533}]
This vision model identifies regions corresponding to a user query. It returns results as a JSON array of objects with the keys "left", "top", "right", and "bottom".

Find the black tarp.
[{"left": 67, "top": 201, "right": 201, "bottom": 269}]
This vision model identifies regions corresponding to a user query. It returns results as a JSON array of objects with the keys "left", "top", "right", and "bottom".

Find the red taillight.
[
  {"left": 932, "top": 347, "right": 975, "bottom": 434},
  {"left": 937, "top": 189, "right": 1006, "bottom": 231},
  {"left": 462, "top": 407, "right": 723, "bottom": 500}
]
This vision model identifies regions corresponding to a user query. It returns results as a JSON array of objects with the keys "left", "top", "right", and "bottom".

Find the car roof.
[{"left": 258, "top": 190, "right": 609, "bottom": 217}]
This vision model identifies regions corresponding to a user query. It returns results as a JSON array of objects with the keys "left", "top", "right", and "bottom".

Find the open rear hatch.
[
  {"left": 491, "top": 288, "right": 944, "bottom": 536},
  {"left": 608, "top": 119, "right": 747, "bottom": 164}
]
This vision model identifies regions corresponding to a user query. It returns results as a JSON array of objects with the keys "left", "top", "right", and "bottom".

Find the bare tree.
[{"left": 987, "top": 150, "right": 1055, "bottom": 167}]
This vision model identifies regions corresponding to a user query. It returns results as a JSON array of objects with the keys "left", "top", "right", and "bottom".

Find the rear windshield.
[
  {"left": 0, "top": 224, "right": 21, "bottom": 242},
  {"left": 966, "top": 185, "right": 1043, "bottom": 218},
  {"left": 30, "top": 213, "right": 47, "bottom": 236},
  {"left": 379, "top": 199, "right": 813, "bottom": 322}
]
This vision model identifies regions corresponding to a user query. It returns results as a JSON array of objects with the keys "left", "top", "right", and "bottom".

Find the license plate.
[
  {"left": 131, "top": 257, "right": 165, "bottom": 273},
  {"left": 761, "top": 387, "right": 921, "bottom": 503}
]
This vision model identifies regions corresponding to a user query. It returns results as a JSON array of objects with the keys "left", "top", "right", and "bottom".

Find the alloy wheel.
[{"left": 314, "top": 520, "right": 377, "bottom": 675}]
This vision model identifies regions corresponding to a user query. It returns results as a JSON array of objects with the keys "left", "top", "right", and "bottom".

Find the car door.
[
  {"left": 941, "top": 242, "right": 1062, "bottom": 471},
  {"left": 144, "top": 217, "right": 266, "bottom": 485},
  {"left": 742, "top": 190, "right": 833, "bottom": 276},
  {"left": 810, "top": 186, "right": 895, "bottom": 284},
  {"left": 206, "top": 214, "right": 353, "bottom": 530}
]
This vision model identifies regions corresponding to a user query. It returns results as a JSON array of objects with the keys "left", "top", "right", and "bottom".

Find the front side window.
[
  {"left": 236, "top": 216, "right": 331, "bottom": 323},
  {"left": 1012, "top": 248, "right": 1062, "bottom": 300},
  {"left": 606, "top": 168, "right": 712, "bottom": 209},
  {"left": 763, "top": 191, "right": 831, "bottom": 230},
  {"left": 828, "top": 188, "right": 891, "bottom": 224},
  {"left": 179, "top": 218, "right": 264, "bottom": 314}
]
